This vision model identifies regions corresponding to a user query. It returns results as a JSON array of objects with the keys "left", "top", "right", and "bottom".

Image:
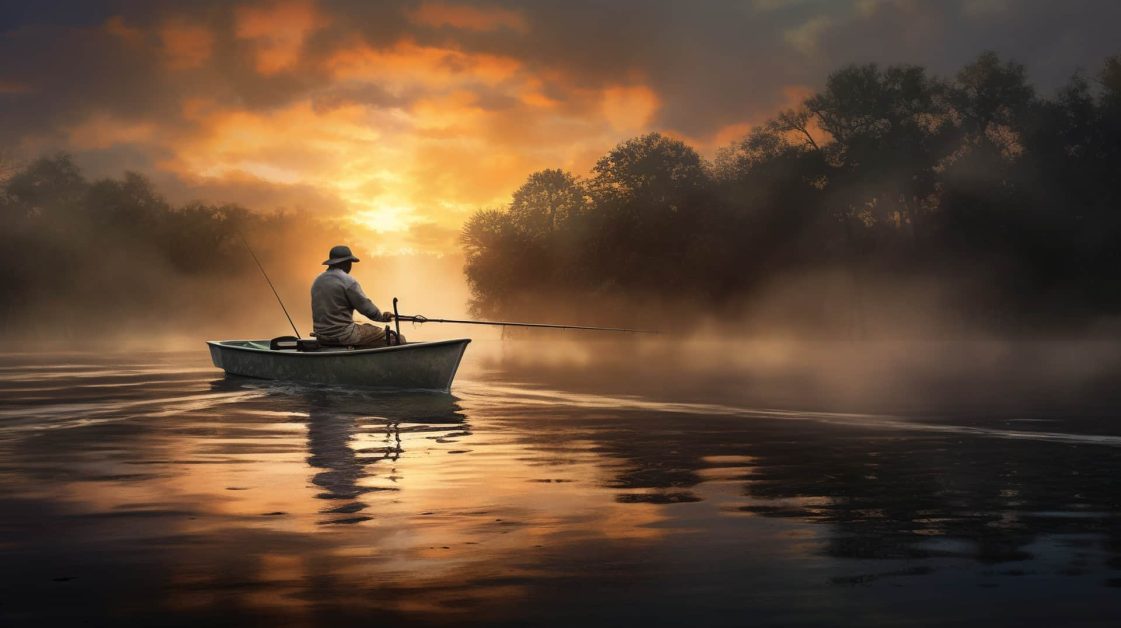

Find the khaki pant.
[
  {"left": 320, "top": 322, "right": 408, "bottom": 347},
  {"left": 349, "top": 322, "right": 408, "bottom": 347}
]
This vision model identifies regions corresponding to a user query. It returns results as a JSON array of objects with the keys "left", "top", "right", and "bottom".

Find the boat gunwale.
[{"left": 206, "top": 338, "right": 471, "bottom": 358}]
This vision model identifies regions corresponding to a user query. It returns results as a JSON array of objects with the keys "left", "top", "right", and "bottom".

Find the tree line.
[
  {"left": 0, "top": 156, "right": 350, "bottom": 342},
  {"left": 461, "top": 53, "right": 1121, "bottom": 333}
]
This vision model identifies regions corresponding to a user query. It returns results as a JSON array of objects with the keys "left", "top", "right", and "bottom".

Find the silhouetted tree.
[
  {"left": 583, "top": 133, "right": 714, "bottom": 294},
  {"left": 460, "top": 53, "right": 1121, "bottom": 332}
]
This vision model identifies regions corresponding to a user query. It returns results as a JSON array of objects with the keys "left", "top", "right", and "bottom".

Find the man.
[{"left": 311, "top": 245, "right": 405, "bottom": 346}]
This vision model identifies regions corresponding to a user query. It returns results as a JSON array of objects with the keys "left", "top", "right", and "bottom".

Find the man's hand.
[{"left": 381, "top": 311, "right": 394, "bottom": 322}]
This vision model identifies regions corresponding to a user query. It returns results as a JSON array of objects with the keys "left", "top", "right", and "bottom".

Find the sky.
[{"left": 2, "top": 0, "right": 1119, "bottom": 255}]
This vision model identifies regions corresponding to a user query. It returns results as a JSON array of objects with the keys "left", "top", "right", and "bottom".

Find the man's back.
[{"left": 311, "top": 268, "right": 383, "bottom": 344}]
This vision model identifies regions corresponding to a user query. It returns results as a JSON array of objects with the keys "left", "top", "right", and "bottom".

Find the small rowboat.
[{"left": 206, "top": 338, "right": 471, "bottom": 392}]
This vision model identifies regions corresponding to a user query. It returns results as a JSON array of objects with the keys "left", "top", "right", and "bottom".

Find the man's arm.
[{"left": 346, "top": 280, "right": 391, "bottom": 322}]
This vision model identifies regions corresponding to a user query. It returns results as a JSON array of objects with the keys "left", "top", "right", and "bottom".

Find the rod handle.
[{"left": 392, "top": 297, "right": 401, "bottom": 344}]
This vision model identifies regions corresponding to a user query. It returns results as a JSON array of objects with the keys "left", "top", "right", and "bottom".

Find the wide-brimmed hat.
[{"left": 323, "top": 245, "right": 360, "bottom": 265}]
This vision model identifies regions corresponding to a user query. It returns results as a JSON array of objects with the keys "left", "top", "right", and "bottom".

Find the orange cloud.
[
  {"left": 408, "top": 1, "right": 529, "bottom": 33},
  {"left": 327, "top": 39, "right": 522, "bottom": 92},
  {"left": 514, "top": 77, "right": 562, "bottom": 109},
  {"left": 160, "top": 19, "right": 214, "bottom": 70},
  {"left": 410, "top": 90, "right": 487, "bottom": 133},
  {"left": 235, "top": 0, "right": 329, "bottom": 75},
  {"left": 601, "top": 85, "right": 660, "bottom": 132},
  {"left": 67, "top": 113, "right": 156, "bottom": 150},
  {"left": 710, "top": 121, "right": 755, "bottom": 147},
  {"left": 408, "top": 139, "right": 534, "bottom": 208},
  {"left": 168, "top": 101, "right": 386, "bottom": 182}
]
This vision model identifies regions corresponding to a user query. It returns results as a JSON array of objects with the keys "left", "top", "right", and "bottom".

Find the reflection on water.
[
  {"left": 1, "top": 344, "right": 1120, "bottom": 626},
  {"left": 301, "top": 390, "right": 467, "bottom": 521}
]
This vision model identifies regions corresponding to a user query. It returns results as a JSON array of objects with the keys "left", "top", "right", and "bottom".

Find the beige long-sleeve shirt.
[{"left": 310, "top": 268, "right": 384, "bottom": 343}]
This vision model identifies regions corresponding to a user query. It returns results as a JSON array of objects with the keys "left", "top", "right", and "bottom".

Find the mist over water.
[{"left": 2, "top": 339, "right": 1121, "bottom": 626}]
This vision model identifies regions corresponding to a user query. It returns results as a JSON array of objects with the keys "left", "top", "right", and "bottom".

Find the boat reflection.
[{"left": 301, "top": 390, "right": 468, "bottom": 523}]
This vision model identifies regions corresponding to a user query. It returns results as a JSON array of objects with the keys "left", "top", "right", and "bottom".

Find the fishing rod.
[
  {"left": 237, "top": 232, "right": 302, "bottom": 339},
  {"left": 391, "top": 300, "right": 659, "bottom": 334}
]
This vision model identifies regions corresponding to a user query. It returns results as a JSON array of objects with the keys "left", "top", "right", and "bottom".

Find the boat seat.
[{"left": 269, "top": 336, "right": 323, "bottom": 352}]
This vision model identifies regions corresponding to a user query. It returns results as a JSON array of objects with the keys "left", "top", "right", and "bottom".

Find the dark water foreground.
[{"left": 1, "top": 341, "right": 1120, "bottom": 626}]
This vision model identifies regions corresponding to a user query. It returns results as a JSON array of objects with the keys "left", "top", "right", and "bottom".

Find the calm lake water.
[{"left": 2, "top": 339, "right": 1121, "bottom": 626}]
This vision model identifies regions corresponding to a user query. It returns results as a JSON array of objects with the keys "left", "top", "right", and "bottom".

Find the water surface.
[{"left": 2, "top": 340, "right": 1120, "bottom": 626}]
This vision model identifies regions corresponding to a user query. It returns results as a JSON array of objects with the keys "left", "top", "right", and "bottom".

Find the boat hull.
[{"left": 206, "top": 339, "right": 470, "bottom": 392}]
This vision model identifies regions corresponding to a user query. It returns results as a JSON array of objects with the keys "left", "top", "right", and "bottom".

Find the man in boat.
[{"left": 311, "top": 245, "right": 405, "bottom": 346}]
